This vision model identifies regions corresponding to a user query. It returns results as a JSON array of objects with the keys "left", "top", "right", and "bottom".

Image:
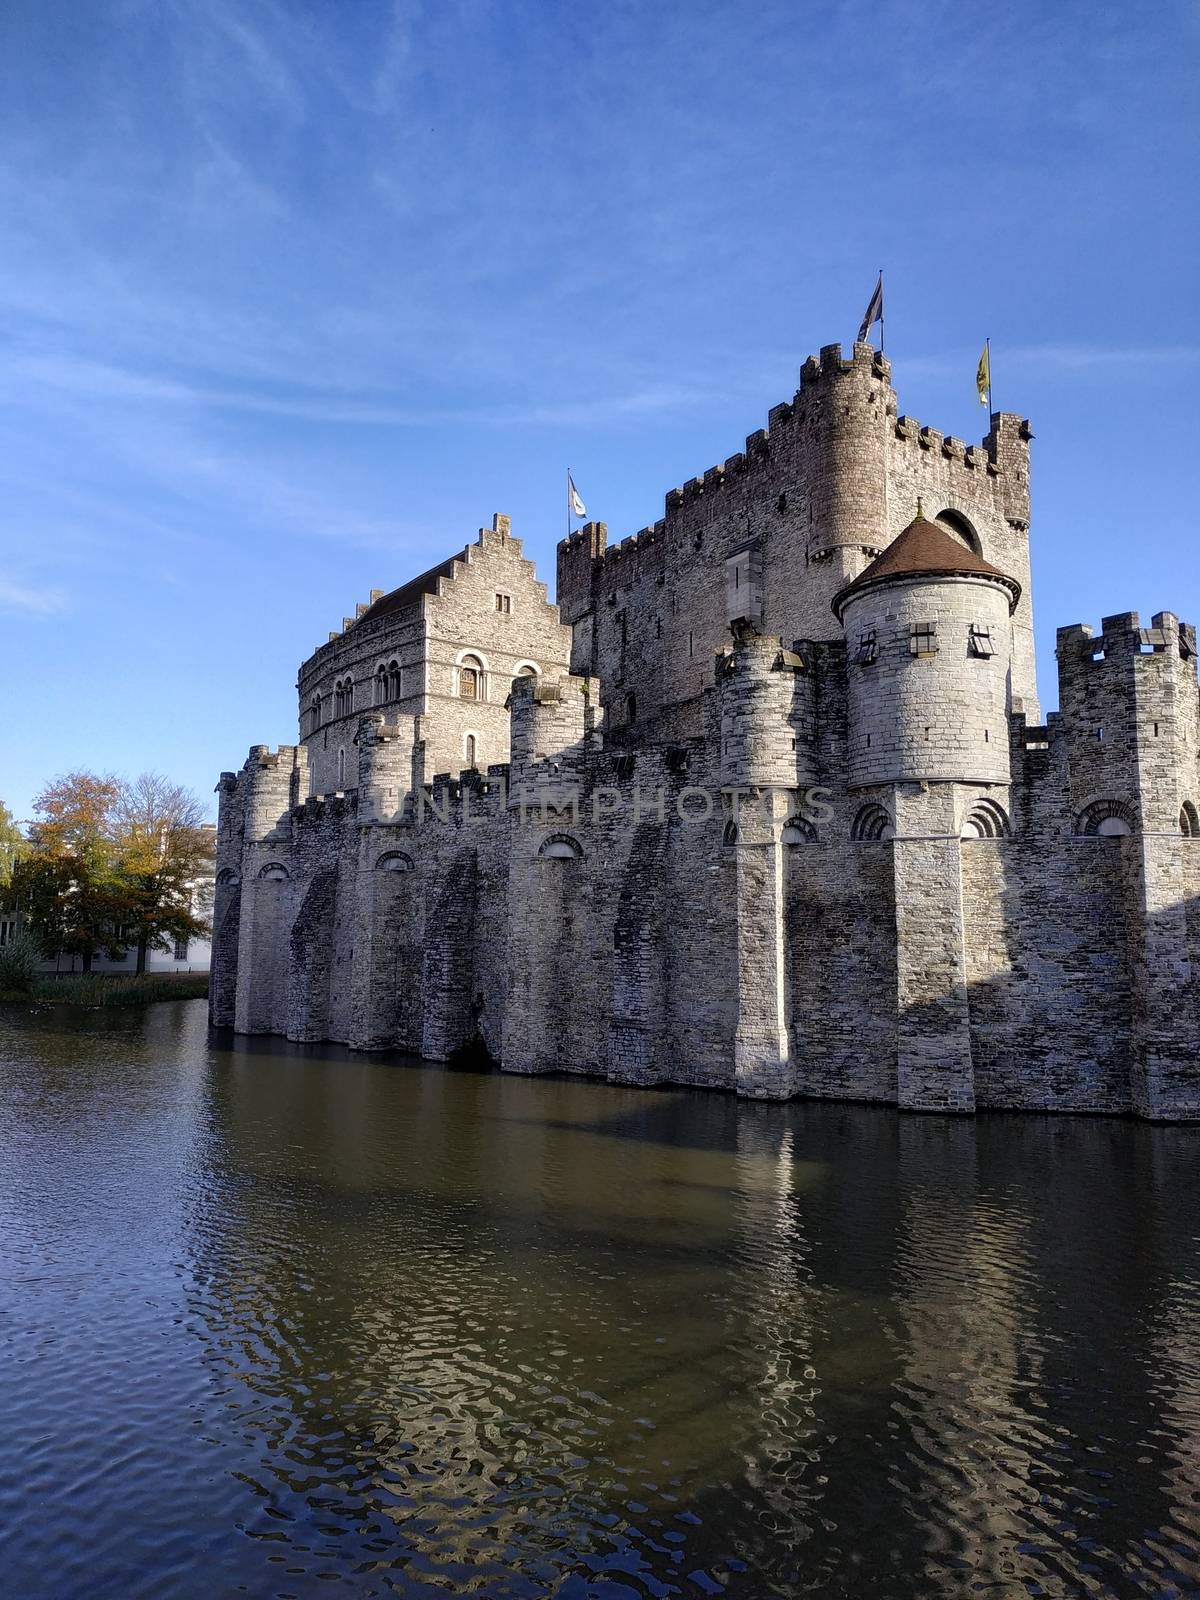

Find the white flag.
[{"left": 568, "top": 474, "right": 587, "bottom": 518}]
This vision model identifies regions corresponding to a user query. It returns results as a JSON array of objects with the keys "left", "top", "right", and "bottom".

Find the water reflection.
[{"left": 1, "top": 1001, "right": 1198, "bottom": 1598}]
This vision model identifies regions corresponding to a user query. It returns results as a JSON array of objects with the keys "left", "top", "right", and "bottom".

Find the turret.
[
  {"left": 798, "top": 341, "right": 897, "bottom": 623},
  {"left": 985, "top": 412, "right": 1033, "bottom": 533},
  {"left": 717, "top": 625, "right": 815, "bottom": 792},
  {"left": 241, "top": 745, "right": 302, "bottom": 842},
  {"left": 355, "top": 714, "right": 418, "bottom": 824},
  {"left": 1056, "top": 611, "right": 1200, "bottom": 834},
  {"left": 507, "top": 671, "right": 603, "bottom": 806},
  {"left": 833, "top": 509, "right": 1019, "bottom": 789},
  {"left": 1056, "top": 611, "right": 1200, "bottom": 1119}
]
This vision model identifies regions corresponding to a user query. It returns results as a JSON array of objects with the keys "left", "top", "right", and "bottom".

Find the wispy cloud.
[
  {"left": 2, "top": 350, "right": 719, "bottom": 431},
  {"left": 0, "top": 578, "right": 68, "bottom": 616},
  {"left": 898, "top": 344, "right": 1200, "bottom": 383}
]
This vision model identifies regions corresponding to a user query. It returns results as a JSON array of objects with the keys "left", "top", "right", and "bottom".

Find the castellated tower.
[
  {"left": 1055, "top": 611, "right": 1200, "bottom": 1117},
  {"left": 833, "top": 512, "right": 1022, "bottom": 1113},
  {"left": 797, "top": 342, "right": 895, "bottom": 632}
]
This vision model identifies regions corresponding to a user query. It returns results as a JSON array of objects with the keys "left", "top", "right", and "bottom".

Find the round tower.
[
  {"left": 798, "top": 341, "right": 897, "bottom": 628},
  {"left": 832, "top": 509, "right": 1020, "bottom": 788}
]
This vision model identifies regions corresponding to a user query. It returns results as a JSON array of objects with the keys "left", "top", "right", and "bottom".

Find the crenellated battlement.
[
  {"left": 246, "top": 743, "right": 299, "bottom": 769},
  {"left": 1057, "top": 610, "right": 1197, "bottom": 665},
  {"left": 891, "top": 415, "right": 1022, "bottom": 480},
  {"left": 798, "top": 340, "right": 891, "bottom": 388}
]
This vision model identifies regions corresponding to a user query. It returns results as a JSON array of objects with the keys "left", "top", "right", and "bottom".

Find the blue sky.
[{"left": 2, "top": 0, "right": 1197, "bottom": 823}]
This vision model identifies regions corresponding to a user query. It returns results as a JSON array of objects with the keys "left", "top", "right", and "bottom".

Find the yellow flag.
[{"left": 976, "top": 341, "right": 990, "bottom": 406}]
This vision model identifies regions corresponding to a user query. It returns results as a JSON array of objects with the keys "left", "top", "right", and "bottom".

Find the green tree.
[
  {"left": 18, "top": 773, "right": 127, "bottom": 972},
  {"left": 0, "top": 799, "right": 26, "bottom": 895},
  {"left": 112, "top": 774, "right": 214, "bottom": 973}
]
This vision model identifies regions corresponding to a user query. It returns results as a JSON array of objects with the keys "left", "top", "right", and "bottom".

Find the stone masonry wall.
[
  {"left": 841, "top": 574, "right": 1014, "bottom": 788},
  {"left": 210, "top": 349, "right": 1200, "bottom": 1121}
]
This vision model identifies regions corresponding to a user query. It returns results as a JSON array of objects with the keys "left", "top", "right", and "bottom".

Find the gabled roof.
[
  {"left": 354, "top": 554, "right": 461, "bottom": 625},
  {"left": 832, "top": 512, "right": 1020, "bottom": 619}
]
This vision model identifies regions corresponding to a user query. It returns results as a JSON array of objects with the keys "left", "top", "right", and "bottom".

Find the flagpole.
[
  {"left": 878, "top": 268, "right": 885, "bottom": 355},
  {"left": 566, "top": 467, "right": 571, "bottom": 541},
  {"left": 986, "top": 337, "right": 993, "bottom": 415}
]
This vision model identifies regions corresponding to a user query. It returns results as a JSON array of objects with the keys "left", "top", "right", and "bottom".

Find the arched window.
[
  {"left": 258, "top": 862, "right": 289, "bottom": 881},
  {"left": 387, "top": 660, "right": 401, "bottom": 701},
  {"left": 1076, "top": 799, "right": 1136, "bottom": 837},
  {"left": 626, "top": 692, "right": 637, "bottom": 724},
  {"left": 852, "top": 802, "right": 894, "bottom": 841},
  {"left": 1096, "top": 816, "right": 1131, "bottom": 837},
  {"left": 961, "top": 798, "right": 1012, "bottom": 839},
  {"left": 512, "top": 661, "right": 539, "bottom": 686},
  {"left": 782, "top": 817, "right": 817, "bottom": 845},
  {"left": 538, "top": 833, "right": 583, "bottom": 861},
  {"left": 216, "top": 867, "right": 241, "bottom": 886},
  {"left": 337, "top": 747, "right": 346, "bottom": 787},
  {"left": 1182, "top": 801, "right": 1200, "bottom": 837},
  {"left": 935, "top": 508, "right": 982, "bottom": 555},
  {"left": 465, "top": 734, "right": 478, "bottom": 768},
  {"left": 376, "top": 850, "right": 414, "bottom": 873},
  {"left": 334, "top": 678, "right": 353, "bottom": 718},
  {"left": 374, "top": 664, "right": 388, "bottom": 705},
  {"left": 459, "top": 653, "right": 484, "bottom": 701},
  {"left": 309, "top": 693, "right": 322, "bottom": 734}
]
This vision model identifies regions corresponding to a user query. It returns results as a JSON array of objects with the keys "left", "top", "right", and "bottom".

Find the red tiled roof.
[{"left": 832, "top": 514, "right": 1020, "bottom": 619}]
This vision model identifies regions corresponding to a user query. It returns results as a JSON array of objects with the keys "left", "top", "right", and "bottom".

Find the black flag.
[{"left": 857, "top": 273, "right": 884, "bottom": 344}]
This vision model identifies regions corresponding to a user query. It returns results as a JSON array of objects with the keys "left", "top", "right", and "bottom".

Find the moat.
[{"left": 2, "top": 1001, "right": 1198, "bottom": 1599}]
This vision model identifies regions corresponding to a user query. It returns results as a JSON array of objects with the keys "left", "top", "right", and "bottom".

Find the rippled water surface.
[{"left": 2, "top": 1001, "right": 1199, "bottom": 1598}]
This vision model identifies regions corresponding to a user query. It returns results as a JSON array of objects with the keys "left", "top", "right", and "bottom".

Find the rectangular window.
[
  {"left": 854, "top": 629, "right": 878, "bottom": 665},
  {"left": 174, "top": 939, "right": 189, "bottom": 962},
  {"left": 495, "top": 593, "right": 511, "bottom": 614},
  {"left": 968, "top": 623, "right": 995, "bottom": 659},
  {"left": 909, "top": 621, "right": 938, "bottom": 656}
]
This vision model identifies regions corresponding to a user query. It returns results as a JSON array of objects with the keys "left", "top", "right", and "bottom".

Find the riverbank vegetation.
[{"left": 0, "top": 969, "right": 208, "bottom": 1007}]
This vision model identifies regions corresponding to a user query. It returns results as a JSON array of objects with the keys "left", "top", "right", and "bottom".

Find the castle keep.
[{"left": 212, "top": 342, "right": 1200, "bottom": 1119}]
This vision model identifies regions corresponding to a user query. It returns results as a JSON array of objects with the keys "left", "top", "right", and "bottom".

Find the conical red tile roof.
[{"left": 832, "top": 511, "right": 1020, "bottom": 619}]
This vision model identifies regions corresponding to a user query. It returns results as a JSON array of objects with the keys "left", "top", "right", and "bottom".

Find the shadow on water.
[{"left": 1, "top": 1001, "right": 1198, "bottom": 1599}]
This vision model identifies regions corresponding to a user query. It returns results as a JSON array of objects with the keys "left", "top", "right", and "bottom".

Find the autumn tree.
[
  {"left": 112, "top": 773, "right": 214, "bottom": 973},
  {"left": 16, "top": 771, "right": 213, "bottom": 974},
  {"left": 17, "top": 773, "right": 127, "bottom": 972}
]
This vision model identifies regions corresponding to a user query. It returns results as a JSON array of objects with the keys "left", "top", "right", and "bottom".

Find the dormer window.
[
  {"left": 968, "top": 624, "right": 996, "bottom": 659},
  {"left": 909, "top": 621, "right": 938, "bottom": 656},
  {"left": 854, "top": 629, "right": 878, "bottom": 665}
]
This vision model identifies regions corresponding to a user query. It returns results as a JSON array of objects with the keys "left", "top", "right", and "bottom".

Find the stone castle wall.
[{"left": 211, "top": 349, "right": 1200, "bottom": 1120}]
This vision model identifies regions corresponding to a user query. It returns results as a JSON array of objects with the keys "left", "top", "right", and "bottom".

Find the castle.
[{"left": 211, "top": 341, "right": 1200, "bottom": 1119}]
